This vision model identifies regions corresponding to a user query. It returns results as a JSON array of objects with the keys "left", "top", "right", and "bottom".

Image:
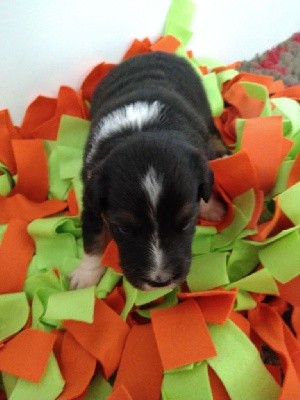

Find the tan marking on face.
[{"left": 105, "top": 210, "right": 139, "bottom": 226}]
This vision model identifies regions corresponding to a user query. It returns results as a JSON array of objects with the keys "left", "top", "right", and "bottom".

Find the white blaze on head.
[
  {"left": 150, "top": 231, "right": 165, "bottom": 278},
  {"left": 141, "top": 166, "right": 166, "bottom": 280},
  {"left": 141, "top": 166, "right": 163, "bottom": 210}
]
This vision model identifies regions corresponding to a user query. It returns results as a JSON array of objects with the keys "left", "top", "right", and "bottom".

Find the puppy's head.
[{"left": 86, "top": 135, "right": 213, "bottom": 290}]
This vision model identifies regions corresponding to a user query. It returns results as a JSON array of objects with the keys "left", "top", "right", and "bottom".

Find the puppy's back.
[{"left": 91, "top": 52, "right": 211, "bottom": 123}]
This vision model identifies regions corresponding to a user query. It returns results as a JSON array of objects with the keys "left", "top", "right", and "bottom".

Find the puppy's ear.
[
  {"left": 188, "top": 148, "right": 214, "bottom": 203},
  {"left": 84, "top": 163, "right": 107, "bottom": 216},
  {"left": 197, "top": 167, "right": 214, "bottom": 202}
]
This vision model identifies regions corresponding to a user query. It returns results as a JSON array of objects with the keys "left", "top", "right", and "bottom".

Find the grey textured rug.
[{"left": 239, "top": 32, "right": 300, "bottom": 86}]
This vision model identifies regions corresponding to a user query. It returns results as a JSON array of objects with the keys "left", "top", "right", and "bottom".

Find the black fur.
[{"left": 82, "top": 51, "right": 218, "bottom": 289}]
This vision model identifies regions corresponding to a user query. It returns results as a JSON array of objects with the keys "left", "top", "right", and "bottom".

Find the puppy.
[{"left": 70, "top": 51, "right": 226, "bottom": 291}]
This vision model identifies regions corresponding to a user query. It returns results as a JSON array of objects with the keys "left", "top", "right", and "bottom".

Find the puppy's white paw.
[
  {"left": 70, "top": 253, "right": 106, "bottom": 289},
  {"left": 199, "top": 194, "right": 226, "bottom": 221},
  {"left": 70, "top": 265, "right": 105, "bottom": 289}
]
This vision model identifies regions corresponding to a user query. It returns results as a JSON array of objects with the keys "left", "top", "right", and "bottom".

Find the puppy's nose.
[
  {"left": 146, "top": 272, "right": 182, "bottom": 288},
  {"left": 146, "top": 278, "right": 172, "bottom": 288}
]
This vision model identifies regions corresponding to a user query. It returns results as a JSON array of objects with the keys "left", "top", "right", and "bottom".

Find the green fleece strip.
[
  {"left": 43, "top": 286, "right": 95, "bottom": 323},
  {"left": 259, "top": 228, "right": 300, "bottom": 283},
  {"left": 272, "top": 97, "right": 300, "bottom": 137},
  {"left": 164, "top": 0, "right": 195, "bottom": 46},
  {"left": 57, "top": 115, "right": 90, "bottom": 180},
  {"left": 28, "top": 216, "right": 82, "bottom": 275},
  {"left": 2, "top": 354, "right": 65, "bottom": 400},
  {"left": 187, "top": 252, "right": 229, "bottom": 291},
  {"left": 84, "top": 373, "right": 112, "bottom": 400},
  {"left": 162, "top": 361, "right": 212, "bottom": 400},
  {"left": 212, "top": 189, "right": 255, "bottom": 250},
  {"left": 207, "top": 321, "right": 280, "bottom": 400},
  {"left": 0, "top": 292, "right": 29, "bottom": 341},
  {"left": 227, "top": 268, "right": 278, "bottom": 295},
  {"left": 121, "top": 278, "right": 174, "bottom": 320},
  {"left": 0, "top": 162, "right": 13, "bottom": 196}
]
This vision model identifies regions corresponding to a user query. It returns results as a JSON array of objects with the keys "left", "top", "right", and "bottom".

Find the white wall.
[{"left": 0, "top": 0, "right": 299, "bottom": 125}]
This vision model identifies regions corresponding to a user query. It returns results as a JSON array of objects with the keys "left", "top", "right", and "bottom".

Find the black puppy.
[{"left": 70, "top": 51, "right": 225, "bottom": 291}]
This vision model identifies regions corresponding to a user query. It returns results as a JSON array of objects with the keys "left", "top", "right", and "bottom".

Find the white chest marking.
[{"left": 87, "top": 101, "right": 162, "bottom": 163}]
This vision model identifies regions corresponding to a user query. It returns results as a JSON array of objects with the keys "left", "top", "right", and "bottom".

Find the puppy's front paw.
[
  {"left": 70, "top": 265, "right": 105, "bottom": 289},
  {"left": 199, "top": 194, "right": 226, "bottom": 221},
  {"left": 70, "top": 253, "right": 106, "bottom": 289}
]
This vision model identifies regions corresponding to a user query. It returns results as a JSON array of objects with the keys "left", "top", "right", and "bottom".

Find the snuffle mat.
[{"left": 0, "top": 0, "right": 300, "bottom": 399}]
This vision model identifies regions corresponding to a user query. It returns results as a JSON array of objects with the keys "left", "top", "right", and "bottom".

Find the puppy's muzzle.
[{"left": 138, "top": 270, "right": 186, "bottom": 291}]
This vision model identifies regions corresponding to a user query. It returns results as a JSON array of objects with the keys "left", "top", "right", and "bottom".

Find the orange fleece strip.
[
  {"left": 277, "top": 275, "right": 300, "bottom": 307},
  {"left": 250, "top": 197, "right": 292, "bottom": 241},
  {"left": 151, "top": 299, "right": 216, "bottom": 370},
  {"left": 268, "top": 79, "right": 285, "bottom": 94},
  {"left": 66, "top": 189, "right": 79, "bottom": 217},
  {"left": 20, "top": 86, "right": 88, "bottom": 140},
  {"left": 101, "top": 240, "right": 123, "bottom": 273},
  {"left": 177, "top": 289, "right": 237, "bottom": 324},
  {"left": 271, "top": 85, "right": 300, "bottom": 100},
  {"left": 247, "top": 190, "right": 264, "bottom": 230},
  {"left": 213, "top": 62, "right": 241, "bottom": 73},
  {"left": 241, "top": 116, "right": 293, "bottom": 193},
  {"left": 0, "top": 194, "right": 67, "bottom": 224},
  {"left": 229, "top": 311, "right": 250, "bottom": 337},
  {"left": 267, "top": 365, "right": 282, "bottom": 385},
  {"left": 150, "top": 35, "right": 181, "bottom": 53},
  {"left": 249, "top": 303, "right": 300, "bottom": 399},
  {"left": 223, "top": 83, "right": 265, "bottom": 118},
  {"left": 20, "top": 96, "right": 57, "bottom": 139},
  {"left": 108, "top": 385, "right": 133, "bottom": 400},
  {"left": 216, "top": 106, "right": 239, "bottom": 147},
  {"left": 11, "top": 139, "right": 48, "bottom": 201},
  {"left": 56, "top": 86, "right": 87, "bottom": 119},
  {"left": 104, "top": 287, "right": 126, "bottom": 315},
  {"left": 208, "top": 366, "right": 230, "bottom": 400},
  {"left": 81, "top": 63, "right": 115, "bottom": 102},
  {"left": 114, "top": 324, "right": 163, "bottom": 400},
  {"left": 0, "top": 329, "right": 55, "bottom": 383},
  {"left": 63, "top": 299, "right": 130, "bottom": 379},
  {"left": 198, "top": 183, "right": 234, "bottom": 231},
  {"left": 223, "top": 72, "right": 275, "bottom": 94},
  {"left": 56, "top": 331, "right": 96, "bottom": 400},
  {"left": 122, "top": 38, "right": 151, "bottom": 60},
  {"left": 292, "top": 307, "right": 300, "bottom": 344},
  {"left": 0, "top": 219, "right": 35, "bottom": 294},
  {"left": 210, "top": 150, "right": 258, "bottom": 198},
  {"left": 0, "top": 110, "right": 17, "bottom": 173}
]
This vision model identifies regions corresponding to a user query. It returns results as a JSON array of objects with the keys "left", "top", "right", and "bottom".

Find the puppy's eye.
[{"left": 116, "top": 225, "right": 135, "bottom": 235}]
